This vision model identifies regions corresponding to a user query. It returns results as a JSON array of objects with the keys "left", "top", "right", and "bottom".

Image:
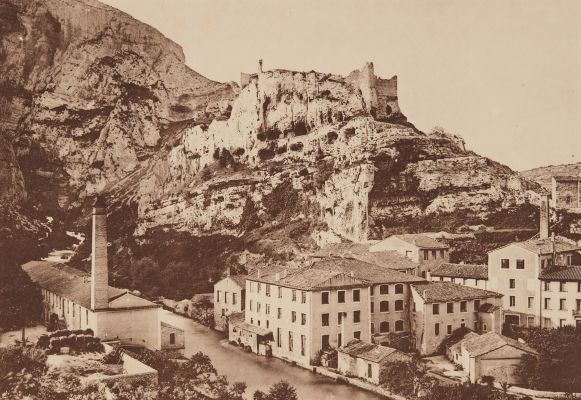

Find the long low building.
[
  {"left": 22, "top": 197, "right": 183, "bottom": 351},
  {"left": 429, "top": 263, "right": 489, "bottom": 289}
]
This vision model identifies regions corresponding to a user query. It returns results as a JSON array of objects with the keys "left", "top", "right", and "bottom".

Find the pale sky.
[{"left": 101, "top": 0, "right": 581, "bottom": 171}]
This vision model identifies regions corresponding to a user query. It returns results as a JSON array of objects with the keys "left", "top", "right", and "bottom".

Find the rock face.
[{"left": 1, "top": 0, "right": 541, "bottom": 262}]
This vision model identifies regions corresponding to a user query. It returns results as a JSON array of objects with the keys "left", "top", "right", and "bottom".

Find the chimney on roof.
[
  {"left": 551, "top": 232, "right": 556, "bottom": 262},
  {"left": 540, "top": 194, "right": 549, "bottom": 240},
  {"left": 91, "top": 195, "right": 109, "bottom": 310},
  {"left": 257, "top": 269, "right": 261, "bottom": 279},
  {"left": 350, "top": 271, "right": 354, "bottom": 278}
]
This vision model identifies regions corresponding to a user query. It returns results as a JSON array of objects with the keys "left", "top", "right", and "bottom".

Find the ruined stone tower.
[
  {"left": 540, "top": 193, "right": 549, "bottom": 239},
  {"left": 91, "top": 195, "right": 109, "bottom": 310}
]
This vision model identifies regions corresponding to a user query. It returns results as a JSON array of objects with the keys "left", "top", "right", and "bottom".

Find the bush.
[
  {"left": 326, "top": 131, "right": 338, "bottom": 144},
  {"left": 258, "top": 148, "right": 275, "bottom": 161},
  {"left": 289, "top": 142, "right": 303, "bottom": 152},
  {"left": 293, "top": 121, "right": 308, "bottom": 136}
]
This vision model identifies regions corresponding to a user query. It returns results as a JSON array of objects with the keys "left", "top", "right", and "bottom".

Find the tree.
[
  {"left": 0, "top": 262, "right": 42, "bottom": 332},
  {"left": 254, "top": 380, "right": 298, "bottom": 400}
]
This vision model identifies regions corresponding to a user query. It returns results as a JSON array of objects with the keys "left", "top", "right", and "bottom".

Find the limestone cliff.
[{"left": 0, "top": 0, "right": 542, "bottom": 278}]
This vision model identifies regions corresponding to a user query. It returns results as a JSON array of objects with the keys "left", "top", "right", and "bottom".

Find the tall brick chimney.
[
  {"left": 540, "top": 194, "right": 549, "bottom": 240},
  {"left": 91, "top": 195, "right": 109, "bottom": 310}
]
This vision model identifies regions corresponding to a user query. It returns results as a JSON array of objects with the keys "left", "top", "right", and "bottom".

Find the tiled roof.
[
  {"left": 539, "top": 265, "right": 581, "bottom": 281},
  {"left": 496, "top": 238, "right": 580, "bottom": 255},
  {"left": 313, "top": 243, "right": 419, "bottom": 271},
  {"left": 412, "top": 282, "right": 502, "bottom": 303},
  {"left": 393, "top": 234, "right": 449, "bottom": 249},
  {"left": 339, "top": 339, "right": 402, "bottom": 363},
  {"left": 22, "top": 261, "right": 159, "bottom": 310},
  {"left": 228, "top": 275, "right": 248, "bottom": 288},
  {"left": 478, "top": 303, "right": 501, "bottom": 313},
  {"left": 312, "top": 242, "right": 371, "bottom": 258},
  {"left": 310, "top": 258, "right": 426, "bottom": 285},
  {"left": 462, "top": 332, "right": 537, "bottom": 357},
  {"left": 448, "top": 332, "right": 479, "bottom": 353},
  {"left": 230, "top": 320, "right": 272, "bottom": 336},
  {"left": 431, "top": 263, "right": 488, "bottom": 280},
  {"left": 553, "top": 175, "right": 581, "bottom": 182}
]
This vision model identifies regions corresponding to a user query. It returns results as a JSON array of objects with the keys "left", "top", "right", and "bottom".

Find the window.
[
  {"left": 447, "top": 324, "right": 452, "bottom": 334},
  {"left": 431, "top": 250, "right": 436, "bottom": 258},
  {"left": 424, "top": 251, "right": 429, "bottom": 261},
  {"left": 528, "top": 297, "right": 534, "bottom": 309},
  {"left": 225, "top": 292, "right": 230, "bottom": 305},
  {"left": 217, "top": 290, "right": 221, "bottom": 302},
  {"left": 278, "top": 286, "right": 282, "bottom": 298},
  {"left": 395, "top": 300, "right": 404, "bottom": 311},
  {"left": 169, "top": 333, "right": 176, "bottom": 345},
  {"left": 301, "top": 313, "right": 306, "bottom": 325},
  {"left": 560, "top": 282, "right": 567, "bottom": 292},
  {"left": 460, "top": 301, "right": 467, "bottom": 312},
  {"left": 86, "top": 310, "right": 88, "bottom": 325},
  {"left": 338, "top": 333, "right": 342, "bottom": 347},
  {"left": 370, "top": 286, "right": 374, "bottom": 296},
  {"left": 501, "top": 259, "right": 509, "bottom": 269},
  {"left": 338, "top": 312, "right": 344, "bottom": 325},
  {"left": 440, "top": 250, "right": 445, "bottom": 258},
  {"left": 433, "top": 303, "right": 440, "bottom": 315},
  {"left": 232, "top": 293, "right": 237, "bottom": 305},
  {"left": 544, "top": 281, "right": 550, "bottom": 291},
  {"left": 288, "top": 331, "right": 293, "bottom": 352},
  {"left": 292, "top": 290, "right": 296, "bottom": 302},
  {"left": 509, "top": 296, "right": 516, "bottom": 307},
  {"left": 544, "top": 298, "right": 551, "bottom": 310},
  {"left": 474, "top": 299, "right": 480, "bottom": 311},
  {"left": 577, "top": 299, "right": 581, "bottom": 311},
  {"left": 395, "top": 284, "right": 404, "bottom": 294},
  {"left": 474, "top": 321, "right": 479, "bottom": 331},
  {"left": 266, "top": 304, "right": 270, "bottom": 315},
  {"left": 379, "top": 285, "right": 389, "bottom": 295},
  {"left": 560, "top": 299, "right": 566, "bottom": 310},
  {"left": 560, "top": 319, "right": 567, "bottom": 327},
  {"left": 257, "top": 283, "right": 261, "bottom": 293},
  {"left": 527, "top": 316, "right": 535, "bottom": 327},
  {"left": 221, "top": 308, "right": 226, "bottom": 316},
  {"left": 509, "top": 279, "right": 516, "bottom": 289},
  {"left": 249, "top": 300, "right": 253, "bottom": 311},
  {"left": 353, "top": 310, "right": 361, "bottom": 323},
  {"left": 257, "top": 302, "right": 261, "bottom": 313},
  {"left": 322, "top": 334, "right": 330, "bottom": 350},
  {"left": 266, "top": 284, "right": 271, "bottom": 297},
  {"left": 292, "top": 311, "right": 296, "bottom": 323},
  {"left": 321, "top": 291, "right": 329, "bottom": 304},
  {"left": 301, "top": 291, "right": 306, "bottom": 304},
  {"left": 380, "top": 301, "right": 389, "bottom": 312},
  {"left": 353, "top": 289, "right": 360, "bottom": 302},
  {"left": 354, "top": 331, "right": 361, "bottom": 340},
  {"left": 578, "top": 282, "right": 581, "bottom": 292},
  {"left": 368, "top": 363, "right": 373, "bottom": 379},
  {"left": 516, "top": 259, "right": 525, "bottom": 269},
  {"left": 301, "top": 335, "right": 306, "bottom": 356},
  {"left": 451, "top": 278, "right": 456, "bottom": 283},
  {"left": 567, "top": 255, "right": 572, "bottom": 265},
  {"left": 277, "top": 328, "right": 282, "bottom": 347},
  {"left": 380, "top": 321, "right": 389, "bottom": 333},
  {"left": 483, "top": 324, "right": 488, "bottom": 332},
  {"left": 370, "top": 302, "right": 374, "bottom": 313},
  {"left": 322, "top": 313, "right": 329, "bottom": 326},
  {"left": 447, "top": 302, "right": 454, "bottom": 313},
  {"left": 395, "top": 320, "right": 404, "bottom": 332},
  {"left": 371, "top": 323, "right": 375, "bottom": 334},
  {"left": 338, "top": 290, "right": 345, "bottom": 303},
  {"left": 435, "top": 323, "right": 440, "bottom": 336},
  {"left": 277, "top": 308, "right": 282, "bottom": 319}
]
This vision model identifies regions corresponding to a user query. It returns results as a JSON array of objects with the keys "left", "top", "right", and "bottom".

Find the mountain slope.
[{"left": 0, "top": 0, "right": 543, "bottom": 295}]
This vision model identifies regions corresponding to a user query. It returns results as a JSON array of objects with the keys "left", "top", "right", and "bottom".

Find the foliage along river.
[{"left": 160, "top": 310, "right": 387, "bottom": 400}]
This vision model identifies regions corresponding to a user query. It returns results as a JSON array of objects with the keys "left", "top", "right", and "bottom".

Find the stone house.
[
  {"left": 214, "top": 275, "right": 247, "bottom": 331},
  {"left": 369, "top": 234, "right": 449, "bottom": 278},
  {"left": 551, "top": 175, "right": 581, "bottom": 211},
  {"left": 457, "top": 332, "right": 537, "bottom": 384},
  {"left": 538, "top": 265, "right": 581, "bottom": 329},
  {"left": 429, "top": 263, "right": 489, "bottom": 289},
  {"left": 410, "top": 282, "right": 503, "bottom": 355},
  {"left": 337, "top": 339, "right": 412, "bottom": 385}
]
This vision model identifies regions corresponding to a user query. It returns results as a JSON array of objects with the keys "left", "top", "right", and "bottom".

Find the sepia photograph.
[{"left": 0, "top": 0, "right": 580, "bottom": 399}]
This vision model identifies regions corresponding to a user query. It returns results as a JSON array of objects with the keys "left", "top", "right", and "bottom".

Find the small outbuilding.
[{"left": 338, "top": 339, "right": 412, "bottom": 385}]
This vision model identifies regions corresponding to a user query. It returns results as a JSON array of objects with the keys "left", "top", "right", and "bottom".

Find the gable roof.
[
  {"left": 553, "top": 175, "right": 581, "bottom": 182},
  {"left": 227, "top": 275, "right": 248, "bottom": 288},
  {"left": 491, "top": 238, "right": 580, "bottom": 256},
  {"left": 339, "top": 339, "right": 404, "bottom": 363},
  {"left": 462, "top": 332, "right": 537, "bottom": 357},
  {"left": 431, "top": 263, "right": 488, "bottom": 280},
  {"left": 392, "top": 234, "right": 449, "bottom": 249},
  {"left": 22, "top": 261, "right": 159, "bottom": 311},
  {"left": 412, "top": 282, "right": 502, "bottom": 303},
  {"left": 313, "top": 244, "right": 418, "bottom": 271},
  {"left": 539, "top": 265, "right": 581, "bottom": 281}
]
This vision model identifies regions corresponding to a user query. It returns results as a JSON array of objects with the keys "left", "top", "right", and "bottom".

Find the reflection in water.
[{"left": 160, "top": 311, "right": 386, "bottom": 400}]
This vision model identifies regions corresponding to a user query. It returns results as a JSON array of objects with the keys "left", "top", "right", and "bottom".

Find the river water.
[{"left": 160, "top": 310, "right": 387, "bottom": 400}]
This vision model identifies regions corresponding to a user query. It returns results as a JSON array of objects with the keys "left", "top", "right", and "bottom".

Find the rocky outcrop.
[{"left": 1, "top": 0, "right": 542, "bottom": 268}]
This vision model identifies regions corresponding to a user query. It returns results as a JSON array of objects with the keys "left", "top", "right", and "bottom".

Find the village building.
[
  {"left": 538, "top": 265, "right": 581, "bottom": 329},
  {"left": 213, "top": 274, "right": 247, "bottom": 331},
  {"left": 487, "top": 235, "right": 580, "bottom": 328},
  {"left": 452, "top": 332, "right": 537, "bottom": 385},
  {"left": 337, "top": 339, "right": 412, "bottom": 385},
  {"left": 551, "top": 175, "right": 581, "bottom": 212},
  {"left": 429, "top": 263, "right": 489, "bottom": 289},
  {"left": 410, "top": 282, "right": 503, "bottom": 355},
  {"left": 369, "top": 234, "right": 449, "bottom": 278},
  {"left": 228, "top": 257, "right": 425, "bottom": 366},
  {"left": 22, "top": 197, "right": 183, "bottom": 351}
]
